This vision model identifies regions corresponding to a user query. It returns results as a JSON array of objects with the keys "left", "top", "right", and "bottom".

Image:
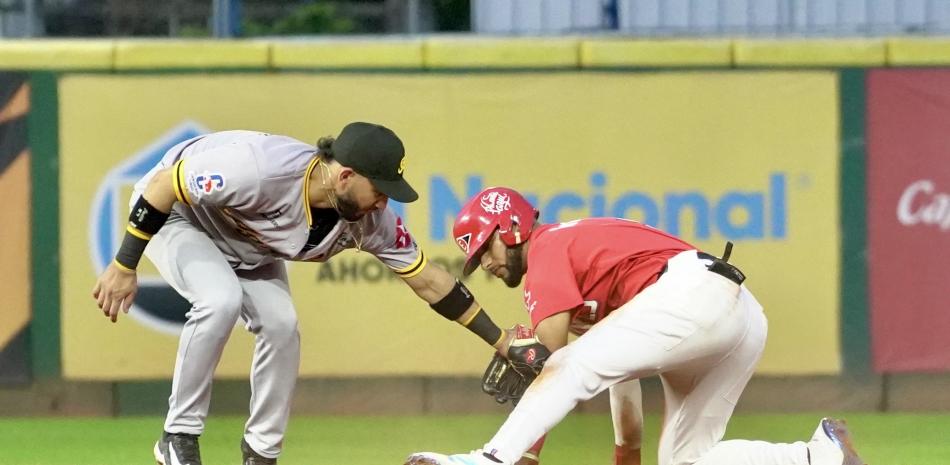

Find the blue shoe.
[
  {"left": 405, "top": 450, "right": 506, "bottom": 465},
  {"left": 809, "top": 418, "right": 865, "bottom": 465}
]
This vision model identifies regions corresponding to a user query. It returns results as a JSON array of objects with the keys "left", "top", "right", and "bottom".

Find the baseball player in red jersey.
[{"left": 407, "top": 187, "right": 866, "bottom": 465}]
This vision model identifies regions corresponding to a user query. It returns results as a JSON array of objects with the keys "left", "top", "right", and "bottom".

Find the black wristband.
[
  {"left": 464, "top": 308, "right": 503, "bottom": 346},
  {"left": 114, "top": 232, "right": 149, "bottom": 271},
  {"left": 129, "top": 195, "right": 170, "bottom": 236},
  {"left": 430, "top": 280, "right": 474, "bottom": 321},
  {"left": 114, "top": 196, "right": 169, "bottom": 271}
]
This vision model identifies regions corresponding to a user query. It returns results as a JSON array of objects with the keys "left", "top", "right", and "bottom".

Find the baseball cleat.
[
  {"left": 241, "top": 438, "right": 277, "bottom": 465},
  {"left": 154, "top": 431, "right": 202, "bottom": 465},
  {"left": 809, "top": 418, "right": 866, "bottom": 465},
  {"left": 405, "top": 450, "right": 506, "bottom": 465}
]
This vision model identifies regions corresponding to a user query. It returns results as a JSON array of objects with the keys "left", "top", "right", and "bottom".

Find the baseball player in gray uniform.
[{"left": 92, "top": 123, "right": 543, "bottom": 465}]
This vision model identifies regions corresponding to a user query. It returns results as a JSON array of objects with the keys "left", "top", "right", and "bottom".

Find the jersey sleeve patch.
[
  {"left": 394, "top": 217, "right": 414, "bottom": 249},
  {"left": 192, "top": 172, "right": 226, "bottom": 196}
]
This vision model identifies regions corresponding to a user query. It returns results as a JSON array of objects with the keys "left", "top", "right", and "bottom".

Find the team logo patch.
[
  {"left": 480, "top": 191, "right": 511, "bottom": 215},
  {"left": 455, "top": 233, "right": 472, "bottom": 253},
  {"left": 193, "top": 172, "right": 225, "bottom": 194},
  {"left": 394, "top": 217, "right": 414, "bottom": 249}
]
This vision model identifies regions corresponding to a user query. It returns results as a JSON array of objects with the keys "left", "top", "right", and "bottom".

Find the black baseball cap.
[{"left": 332, "top": 122, "right": 418, "bottom": 203}]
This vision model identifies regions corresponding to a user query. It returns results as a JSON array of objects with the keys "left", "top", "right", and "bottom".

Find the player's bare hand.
[{"left": 92, "top": 262, "right": 138, "bottom": 323}]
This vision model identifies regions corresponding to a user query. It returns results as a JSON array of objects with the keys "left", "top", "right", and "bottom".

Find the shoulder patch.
[
  {"left": 394, "top": 217, "right": 414, "bottom": 249},
  {"left": 190, "top": 171, "right": 226, "bottom": 197}
]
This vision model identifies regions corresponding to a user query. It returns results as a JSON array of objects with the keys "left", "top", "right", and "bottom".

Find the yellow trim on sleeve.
[
  {"left": 113, "top": 258, "right": 135, "bottom": 272},
  {"left": 394, "top": 250, "right": 427, "bottom": 279},
  {"left": 460, "top": 307, "right": 482, "bottom": 327},
  {"left": 126, "top": 225, "right": 153, "bottom": 240},
  {"left": 171, "top": 159, "right": 192, "bottom": 205}
]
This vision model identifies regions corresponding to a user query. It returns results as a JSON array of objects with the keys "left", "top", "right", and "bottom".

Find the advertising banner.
[
  {"left": 868, "top": 69, "right": 950, "bottom": 372},
  {"left": 0, "top": 72, "right": 31, "bottom": 384},
  {"left": 59, "top": 71, "right": 840, "bottom": 378}
]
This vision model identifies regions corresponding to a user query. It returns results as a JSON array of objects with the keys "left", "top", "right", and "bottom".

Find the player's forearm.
[
  {"left": 534, "top": 312, "right": 570, "bottom": 352},
  {"left": 406, "top": 264, "right": 505, "bottom": 348},
  {"left": 113, "top": 168, "right": 177, "bottom": 272}
]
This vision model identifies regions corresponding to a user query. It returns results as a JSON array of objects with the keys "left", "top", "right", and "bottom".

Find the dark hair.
[{"left": 316, "top": 136, "right": 335, "bottom": 161}]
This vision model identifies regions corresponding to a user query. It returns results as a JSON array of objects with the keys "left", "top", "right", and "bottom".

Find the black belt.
[{"left": 661, "top": 242, "right": 746, "bottom": 286}]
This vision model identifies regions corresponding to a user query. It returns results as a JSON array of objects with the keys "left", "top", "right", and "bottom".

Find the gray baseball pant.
[{"left": 145, "top": 217, "right": 300, "bottom": 459}]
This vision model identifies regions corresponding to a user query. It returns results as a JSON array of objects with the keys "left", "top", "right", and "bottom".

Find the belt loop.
[{"left": 721, "top": 241, "right": 733, "bottom": 262}]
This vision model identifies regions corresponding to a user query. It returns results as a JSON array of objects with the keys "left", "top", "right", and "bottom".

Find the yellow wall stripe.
[
  {"left": 8, "top": 37, "right": 950, "bottom": 70},
  {"left": 0, "top": 40, "right": 114, "bottom": 70},
  {"left": 114, "top": 40, "right": 269, "bottom": 69},
  {"left": 581, "top": 39, "right": 732, "bottom": 67},
  {"left": 272, "top": 40, "right": 424, "bottom": 69},
  {"left": 733, "top": 39, "right": 886, "bottom": 66},
  {"left": 887, "top": 37, "right": 950, "bottom": 65},
  {"left": 425, "top": 38, "right": 579, "bottom": 69}
]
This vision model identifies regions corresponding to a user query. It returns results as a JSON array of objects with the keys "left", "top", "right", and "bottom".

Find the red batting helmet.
[{"left": 453, "top": 187, "right": 539, "bottom": 275}]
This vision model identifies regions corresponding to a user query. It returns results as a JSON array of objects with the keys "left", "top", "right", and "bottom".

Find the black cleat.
[
  {"left": 153, "top": 431, "right": 202, "bottom": 465},
  {"left": 241, "top": 438, "right": 277, "bottom": 465}
]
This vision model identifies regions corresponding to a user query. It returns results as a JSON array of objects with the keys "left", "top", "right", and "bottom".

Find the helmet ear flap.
[{"left": 497, "top": 211, "right": 519, "bottom": 246}]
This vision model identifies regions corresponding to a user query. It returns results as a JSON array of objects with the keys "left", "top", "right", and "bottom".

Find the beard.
[
  {"left": 501, "top": 245, "right": 526, "bottom": 288},
  {"left": 334, "top": 190, "right": 365, "bottom": 221}
]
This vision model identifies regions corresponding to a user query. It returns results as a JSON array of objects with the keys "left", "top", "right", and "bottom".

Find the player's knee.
[
  {"left": 544, "top": 345, "right": 574, "bottom": 370},
  {"left": 194, "top": 284, "right": 244, "bottom": 323},
  {"left": 543, "top": 346, "right": 604, "bottom": 397},
  {"left": 259, "top": 313, "right": 299, "bottom": 347}
]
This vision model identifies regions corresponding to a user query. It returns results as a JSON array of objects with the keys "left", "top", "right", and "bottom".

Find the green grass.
[{"left": 0, "top": 413, "right": 947, "bottom": 464}]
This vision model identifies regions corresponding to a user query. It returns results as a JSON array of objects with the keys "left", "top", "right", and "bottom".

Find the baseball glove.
[{"left": 481, "top": 325, "right": 551, "bottom": 405}]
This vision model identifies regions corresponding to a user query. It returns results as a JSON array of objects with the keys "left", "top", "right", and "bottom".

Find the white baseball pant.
[{"left": 484, "top": 250, "right": 814, "bottom": 465}]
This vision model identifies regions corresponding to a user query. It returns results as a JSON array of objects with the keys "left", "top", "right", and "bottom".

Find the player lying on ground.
[
  {"left": 406, "top": 187, "right": 866, "bottom": 465},
  {"left": 92, "top": 124, "right": 546, "bottom": 465}
]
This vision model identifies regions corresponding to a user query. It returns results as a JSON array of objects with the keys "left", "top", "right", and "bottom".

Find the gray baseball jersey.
[{"left": 134, "top": 130, "right": 425, "bottom": 275}]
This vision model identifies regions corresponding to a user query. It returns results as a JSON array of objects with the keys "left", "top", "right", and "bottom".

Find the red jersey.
[{"left": 523, "top": 218, "right": 695, "bottom": 334}]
